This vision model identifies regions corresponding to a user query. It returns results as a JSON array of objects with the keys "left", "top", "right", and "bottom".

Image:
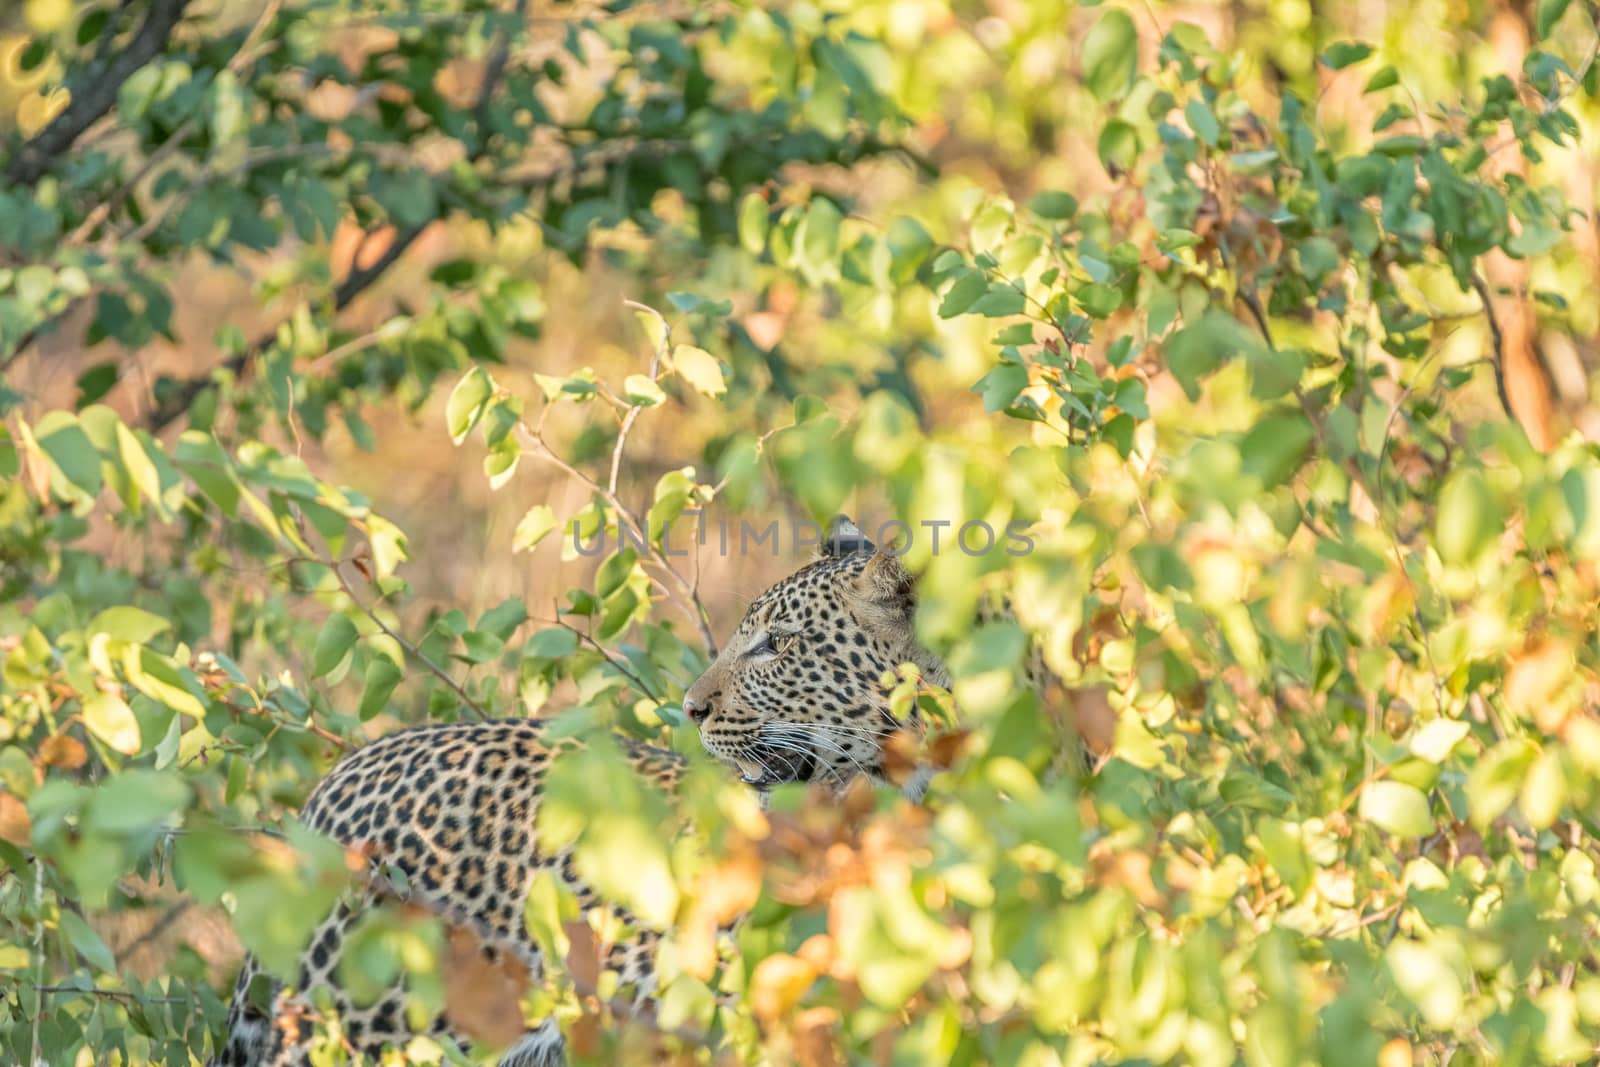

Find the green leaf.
[
  {"left": 1468, "top": 739, "right": 1537, "bottom": 829},
  {"left": 459, "top": 630, "right": 505, "bottom": 664},
  {"left": 1097, "top": 119, "right": 1140, "bottom": 174},
  {"left": 1240, "top": 413, "right": 1314, "bottom": 488},
  {"left": 1078, "top": 282, "right": 1121, "bottom": 318},
  {"left": 1537, "top": 0, "right": 1573, "bottom": 38},
  {"left": 34, "top": 413, "right": 102, "bottom": 495},
  {"left": 115, "top": 421, "right": 165, "bottom": 514},
  {"left": 1027, "top": 191, "right": 1078, "bottom": 220},
  {"left": 370, "top": 170, "right": 438, "bottom": 228},
  {"left": 1363, "top": 65, "right": 1399, "bottom": 93},
  {"left": 312, "top": 614, "right": 359, "bottom": 678},
  {"left": 1321, "top": 42, "right": 1374, "bottom": 70},
  {"left": 796, "top": 197, "right": 842, "bottom": 280},
  {"left": 970, "top": 282, "right": 1025, "bottom": 317},
  {"left": 88, "top": 606, "right": 171, "bottom": 644},
  {"left": 446, "top": 367, "right": 494, "bottom": 444},
  {"left": 85, "top": 770, "right": 191, "bottom": 835},
  {"left": 1435, "top": 468, "right": 1497, "bottom": 564},
  {"left": 60, "top": 910, "right": 118, "bottom": 974},
  {"left": 938, "top": 270, "right": 987, "bottom": 318},
  {"left": 738, "top": 192, "right": 768, "bottom": 255},
  {"left": 1220, "top": 771, "right": 1293, "bottom": 813},
  {"left": 1083, "top": 9, "right": 1138, "bottom": 101},
  {"left": 513, "top": 505, "right": 557, "bottom": 553},
  {"left": 358, "top": 659, "right": 404, "bottom": 721},
  {"left": 174, "top": 431, "right": 240, "bottom": 515},
  {"left": 367, "top": 516, "right": 409, "bottom": 579},
  {"left": 973, "top": 363, "right": 1030, "bottom": 413},
  {"left": 484, "top": 436, "right": 519, "bottom": 490},
  {"left": 1184, "top": 98, "right": 1220, "bottom": 146},
  {"left": 477, "top": 598, "right": 528, "bottom": 641},
  {"left": 1358, "top": 780, "right": 1433, "bottom": 837},
  {"left": 1386, "top": 940, "right": 1463, "bottom": 1029},
  {"left": 1520, "top": 747, "right": 1566, "bottom": 829},
  {"left": 623, "top": 374, "right": 666, "bottom": 407},
  {"left": 1164, "top": 311, "right": 1262, "bottom": 399}
]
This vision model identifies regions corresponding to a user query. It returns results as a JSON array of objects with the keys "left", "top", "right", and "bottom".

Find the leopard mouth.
[{"left": 729, "top": 745, "right": 816, "bottom": 788}]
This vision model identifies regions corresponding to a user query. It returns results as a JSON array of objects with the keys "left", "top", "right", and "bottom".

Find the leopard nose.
[{"left": 682, "top": 696, "right": 710, "bottom": 725}]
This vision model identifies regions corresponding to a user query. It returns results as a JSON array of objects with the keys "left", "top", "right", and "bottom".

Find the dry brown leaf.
[
  {"left": 926, "top": 728, "right": 972, "bottom": 770},
  {"left": 39, "top": 734, "right": 87, "bottom": 770},
  {"left": 330, "top": 220, "right": 400, "bottom": 276},
  {"left": 1069, "top": 688, "right": 1116, "bottom": 756},
  {"left": 0, "top": 792, "right": 31, "bottom": 848},
  {"left": 793, "top": 1006, "right": 844, "bottom": 1067},
  {"left": 441, "top": 922, "right": 531, "bottom": 1050},
  {"left": 568, "top": 1011, "right": 600, "bottom": 1060},
  {"left": 563, "top": 919, "right": 601, "bottom": 993},
  {"left": 878, "top": 730, "right": 920, "bottom": 786},
  {"left": 1089, "top": 840, "right": 1166, "bottom": 909},
  {"left": 742, "top": 311, "right": 786, "bottom": 351}
]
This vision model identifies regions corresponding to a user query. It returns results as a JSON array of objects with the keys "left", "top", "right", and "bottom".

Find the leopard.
[
  {"left": 212, "top": 517, "right": 998, "bottom": 1066},
  {"left": 208, "top": 719, "right": 683, "bottom": 1067}
]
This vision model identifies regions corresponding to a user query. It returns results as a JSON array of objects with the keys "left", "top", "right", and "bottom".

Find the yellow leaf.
[
  {"left": 83, "top": 691, "right": 142, "bottom": 756},
  {"left": 671, "top": 344, "right": 726, "bottom": 397},
  {"left": 750, "top": 952, "right": 819, "bottom": 1023}
]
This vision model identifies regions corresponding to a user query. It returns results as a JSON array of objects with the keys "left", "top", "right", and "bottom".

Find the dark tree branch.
[{"left": 4, "top": 0, "right": 193, "bottom": 188}]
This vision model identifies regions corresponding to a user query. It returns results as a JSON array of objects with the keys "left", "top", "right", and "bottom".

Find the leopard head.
[{"left": 682, "top": 517, "right": 945, "bottom": 792}]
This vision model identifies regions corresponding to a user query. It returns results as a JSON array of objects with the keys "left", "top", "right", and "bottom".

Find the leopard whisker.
[
  {"left": 755, "top": 734, "right": 849, "bottom": 784},
  {"left": 759, "top": 724, "right": 872, "bottom": 780}
]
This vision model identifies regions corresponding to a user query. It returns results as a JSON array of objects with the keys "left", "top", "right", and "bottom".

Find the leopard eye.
[{"left": 751, "top": 631, "right": 793, "bottom": 657}]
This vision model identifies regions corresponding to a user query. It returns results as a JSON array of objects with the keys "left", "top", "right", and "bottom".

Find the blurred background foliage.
[{"left": 5, "top": 0, "right": 1600, "bottom": 1064}]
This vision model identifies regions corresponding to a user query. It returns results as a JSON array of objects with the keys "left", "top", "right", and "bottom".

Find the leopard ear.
[
  {"left": 854, "top": 547, "right": 914, "bottom": 609},
  {"left": 822, "top": 515, "right": 875, "bottom": 558}
]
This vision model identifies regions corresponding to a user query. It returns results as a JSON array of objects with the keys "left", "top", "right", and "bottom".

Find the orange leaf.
[{"left": 0, "top": 793, "right": 31, "bottom": 848}]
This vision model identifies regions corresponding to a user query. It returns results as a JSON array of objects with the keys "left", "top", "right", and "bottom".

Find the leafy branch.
[{"left": 4, "top": 0, "right": 194, "bottom": 188}]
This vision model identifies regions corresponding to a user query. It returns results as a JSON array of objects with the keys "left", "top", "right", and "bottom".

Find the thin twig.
[
  {"left": 1470, "top": 274, "right": 1515, "bottom": 422},
  {"left": 330, "top": 560, "right": 489, "bottom": 721},
  {"left": 30, "top": 861, "right": 43, "bottom": 1066},
  {"left": 544, "top": 616, "right": 663, "bottom": 701},
  {"left": 611, "top": 299, "right": 672, "bottom": 495}
]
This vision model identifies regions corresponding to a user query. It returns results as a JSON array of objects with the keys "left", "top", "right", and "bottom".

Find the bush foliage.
[{"left": 4, "top": 1, "right": 1600, "bottom": 1064}]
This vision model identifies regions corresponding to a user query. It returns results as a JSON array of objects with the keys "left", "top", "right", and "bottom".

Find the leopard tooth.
[{"left": 736, "top": 758, "right": 765, "bottom": 781}]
